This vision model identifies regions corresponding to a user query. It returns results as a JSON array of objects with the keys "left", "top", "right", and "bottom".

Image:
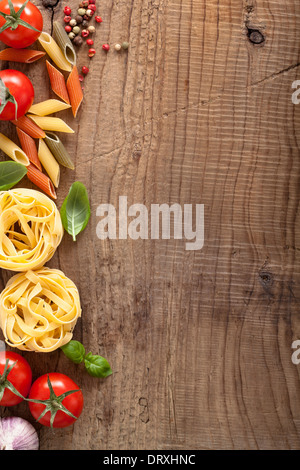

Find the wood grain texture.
[{"left": 0, "top": 0, "right": 299, "bottom": 450}]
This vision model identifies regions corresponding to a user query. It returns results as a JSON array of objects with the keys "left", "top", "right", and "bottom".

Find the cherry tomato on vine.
[
  {"left": 0, "top": 0, "right": 43, "bottom": 49},
  {"left": 0, "top": 350, "right": 32, "bottom": 407},
  {"left": 28, "top": 373, "right": 84, "bottom": 428},
  {"left": 0, "top": 69, "right": 34, "bottom": 120}
]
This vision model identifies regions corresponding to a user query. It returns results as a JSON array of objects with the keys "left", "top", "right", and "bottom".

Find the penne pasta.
[
  {"left": 16, "top": 128, "right": 42, "bottom": 171},
  {"left": 44, "top": 132, "right": 74, "bottom": 170},
  {"left": 66, "top": 65, "right": 83, "bottom": 118},
  {"left": 27, "top": 163, "right": 57, "bottom": 199},
  {"left": 0, "top": 48, "right": 46, "bottom": 63},
  {"left": 28, "top": 99, "right": 71, "bottom": 116},
  {"left": 46, "top": 60, "right": 70, "bottom": 104},
  {"left": 38, "top": 139, "right": 60, "bottom": 188},
  {"left": 53, "top": 21, "right": 76, "bottom": 67},
  {"left": 27, "top": 115, "right": 74, "bottom": 134},
  {"left": 38, "top": 32, "right": 72, "bottom": 72},
  {"left": 12, "top": 115, "right": 46, "bottom": 139},
  {"left": 0, "top": 133, "right": 29, "bottom": 166}
]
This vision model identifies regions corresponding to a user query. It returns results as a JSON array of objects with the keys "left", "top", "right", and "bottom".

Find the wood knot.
[
  {"left": 247, "top": 28, "right": 265, "bottom": 45},
  {"left": 259, "top": 271, "right": 273, "bottom": 287}
]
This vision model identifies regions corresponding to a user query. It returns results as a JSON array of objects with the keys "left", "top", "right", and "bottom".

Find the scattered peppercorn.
[
  {"left": 64, "top": 6, "right": 72, "bottom": 15},
  {"left": 82, "top": 19, "right": 88, "bottom": 27},
  {"left": 72, "top": 25, "right": 80, "bottom": 34},
  {"left": 122, "top": 41, "right": 129, "bottom": 50},
  {"left": 68, "top": 32, "right": 76, "bottom": 40},
  {"left": 81, "top": 29, "right": 89, "bottom": 37},
  {"left": 69, "top": 19, "right": 77, "bottom": 26},
  {"left": 73, "top": 36, "right": 83, "bottom": 46},
  {"left": 82, "top": 0, "right": 89, "bottom": 6},
  {"left": 102, "top": 44, "right": 109, "bottom": 51},
  {"left": 78, "top": 74, "right": 84, "bottom": 82},
  {"left": 114, "top": 43, "right": 121, "bottom": 51},
  {"left": 74, "top": 15, "right": 83, "bottom": 24},
  {"left": 88, "top": 48, "right": 96, "bottom": 57},
  {"left": 86, "top": 38, "right": 94, "bottom": 45},
  {"left": 88, "top": 0, "right": 96, "bottom": 3},
  {"left": 65, "top": 25, "right": 72, "bottom": 33},
  {"left": 95, "top": 16, "right": 102, "bottom": 23},
  {"left": 87, "top": 25, "right": 95, "bottom": 33},
  {"left": 82, "top": 66, "right": 89, "bottom": 75},
  {"left": 89, "top": 4, "right": 96, "bottom": 11},
  {"left": 64, "top": 15, "right": 71, "bottom": 23},
  {"left": 78, "top": 8, "right": 86, "bottom": 15}
]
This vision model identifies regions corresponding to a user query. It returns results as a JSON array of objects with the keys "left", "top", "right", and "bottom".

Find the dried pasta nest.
[
  {"left": 0, "top": 188, "right": 63, "bottom": 271},
  {"left": 0, "top": 268, "right": 81, "bottom": 353}
]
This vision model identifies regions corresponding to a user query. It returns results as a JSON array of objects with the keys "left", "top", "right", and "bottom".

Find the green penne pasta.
[
  {"left": 44, "top": 132, "right": 75, "bottom": 170},
  {"left": 53, "top": 21, "right": 76, "bottom": 67}
]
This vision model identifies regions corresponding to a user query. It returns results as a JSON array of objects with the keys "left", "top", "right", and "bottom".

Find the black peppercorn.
[
  {"left": 75, "top": 15, "right": 83, "bottom": 24},
  {"left": 73, "top": 36, "right": 83, "bottom": 47},
  {"left": 82, "top": 20, "right": 88, "bottom": 27}
]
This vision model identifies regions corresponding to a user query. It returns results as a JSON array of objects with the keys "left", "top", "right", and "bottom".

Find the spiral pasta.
[
  {"left": 0, "top": 188, "right": 63, "bottom": 271},
  {"left": 0, "top": 268, "right": 81, "bottom": 352}
]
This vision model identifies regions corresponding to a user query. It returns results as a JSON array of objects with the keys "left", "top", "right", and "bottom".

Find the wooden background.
[{"left": 0, "top": 0, "right": 300, "bottom": 450}]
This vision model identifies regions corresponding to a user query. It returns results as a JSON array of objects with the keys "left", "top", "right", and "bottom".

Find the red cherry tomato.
[
  {"left": 0, "top": 69, "right": 34, "bottom": 121},
  {"left": 28, "top": 373, "right": 84, "bottom": 428},
  {"left": 0, "top": 0, "right": 43, "bottom": 49},
  {"left": 0, "top": 351, "right": 32, "bottom": 407}
]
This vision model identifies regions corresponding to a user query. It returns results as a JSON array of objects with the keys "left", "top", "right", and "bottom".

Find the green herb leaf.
[
  {"left": 0, "top": 161, "right": 27, "bottom": 190},
  {"left": 84, "top": 353, "right": 113, "bottom": 378},
  {"left": 60, "top": 181, "right": 91, "bottom": 241},
  {"left": 61, "top": 340, "right": 86, "bottom": 364}
]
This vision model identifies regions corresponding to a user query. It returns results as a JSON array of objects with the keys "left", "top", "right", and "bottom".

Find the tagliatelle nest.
[
  {"left": 0, "top": 188, "right": 63, "bottom": 271},
  {"left": 0, "top": 268, "right": 81, "bottom": 353}
]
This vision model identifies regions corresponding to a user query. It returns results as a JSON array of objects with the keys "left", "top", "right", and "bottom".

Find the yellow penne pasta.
[
  {"left": 28, "top": 99, "right": 71, "bottom": 116},
  {"left": 0, "top": 133, "right": 29, "bottom": 166},
  {"left": 38, "top": 32, "right": 72, "bottom": 72},
  {"left": 38, "top": 139, "right": 60, "bottom": 188},
  {"left": 27, "top": 115, "right": 74, "bottom": 134}
]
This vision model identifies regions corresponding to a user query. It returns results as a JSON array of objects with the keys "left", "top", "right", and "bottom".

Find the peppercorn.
[
  {"left": 72, "top": 26, "right": 80, "bottom": 34},
  {"left": 73, "top": 36, "right": 83, "bottom": 46},
  {"left": 88, "top": 48, "right": 96, "bottom": 57},
  {"left": 88, "top": 0, "right": 96, "bottom": 3},
  {"left": 82, "top": 66, "right": 89, "bottom": 75},
  {"left": 87, "top": 25, "right": 95, "bottom": 33},
  {"left": 68, "top": 32, "right": 76, "bottom": 40},
  {"left": 83, "top": 14, "right": 89, "bottom": 20},
  {"left": 75, "top": 15, "right": 83, "bottom": 24},
  {"left": 65, "top": 25, "right": 72, "bottom": 33},
  {"left": 78, "top": 8, "right": 86, "bottom": 15},
  {"left": 82, "top": 0, "right": 89, "bottom": 6},
  {"left": 69, "top": 19, "right": 77, "bottom": 26},
  {"left": 89, "top": 4, "right": 96, "bottom": 11},
  {"left": 122, "top": 41, "right": 129, "bottom": 50},
  {"left": 114, "top": 43, "right": 121, "bottom": 51},
  {"left": 102, "top": 44, "right": 109, "bottom": 51},
  {"left": 82, "top": 20, "right": 88, "bottom": 27},
  {"left": 64, "top": 6, "right": 71, "bottom": 15},
  {"left": 95, "top": 16, "right": 102, "bottom": 23},
  {"left": 78, "top": 74, "right": 84, "bottom": 82},
  {"left": 64, "top": 15, "right": 71, "bottom": 23},
  {"left": 81, "top": 29, "right": 89, "bottom": 38},
  {"left": 86, "top": 38, "right": 94, "bottom": 45}
]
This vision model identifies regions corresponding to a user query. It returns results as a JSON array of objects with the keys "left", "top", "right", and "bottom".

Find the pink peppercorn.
[
  {"left": 88, "top": 48, "right": 96, "bottom": 57},
  {"left": 95, "top": 16, "right": 102, "bottom": 23},
  {"left": 64, "top": 15, "right": 71, "bottom": 23},
  {"left": 65, "top": 25, "right": 72, "bottom": 32},
  {"left": 64, "top": 6, "right": 71, "bottom": 15},
  {"left": 102, "top": 43, "right": 109, "bottom": 51},
  {"left": 81, "top": 29, "right": 89, "bottom": 37},
  {"left": 86, "top": 38, "right": 94, "bottom": 45},
  {"left": 89, "top": 4, "right": 96, "bottom": 11},
  {"left": 82, "top": 66, "right": 89, "bottom": 75}
]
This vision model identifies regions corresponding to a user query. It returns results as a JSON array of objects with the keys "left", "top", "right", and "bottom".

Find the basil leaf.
[
  {"left": 61, "top": 340, "right": 86, "bottom": 364},
  {"left": 60, "top": 181, "right": 91, "bottom": 241},
  {"left": 0, "top": 161, "right": 27, "bottom": 190},
  {"left": 84, "top": 353, "right": 113, "bottom": 378}
]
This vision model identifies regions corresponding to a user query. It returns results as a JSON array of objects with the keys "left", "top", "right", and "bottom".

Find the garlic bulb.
[{"left": 0, "top": 417, "right": 39, "bottom": 450}]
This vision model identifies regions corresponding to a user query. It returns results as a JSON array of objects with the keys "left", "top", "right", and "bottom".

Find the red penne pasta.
[
  {"left": 46, "top": 60, "right": 70, "bottom": 104},
  {"left": 66, "top": 65, "right": 83, "bottom": 118},
  {"left": 27, "top": 163, "right": 57, "bottom": 199},
  {"left": 0, "top": 48, "right": 46, "bottom": 63},
  {"left": 16, "top": 128, "right": 42, "bottom": 171},
  {"left": 12, "top": 115, "right": 46, "bottom": 139}
]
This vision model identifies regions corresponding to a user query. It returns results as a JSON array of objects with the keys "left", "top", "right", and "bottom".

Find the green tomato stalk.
[{"left": 0, "top": 0, "right": 41, "bottom": 34}]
